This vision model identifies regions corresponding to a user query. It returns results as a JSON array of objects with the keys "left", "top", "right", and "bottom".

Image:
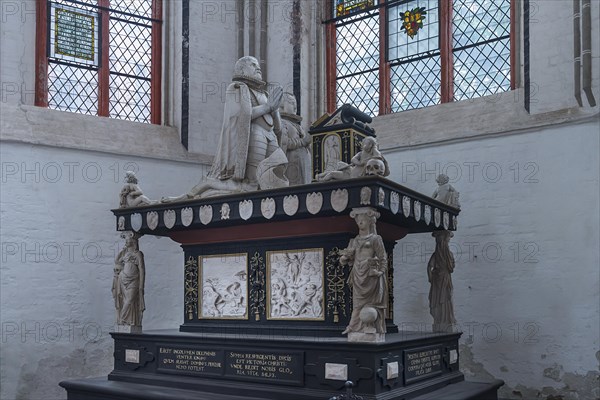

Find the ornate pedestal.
[{"left": 60, "top": 177, "right": 503, "bottom": 399}]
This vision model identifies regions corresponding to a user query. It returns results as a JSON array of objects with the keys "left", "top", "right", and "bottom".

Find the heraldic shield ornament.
[
  {"left": 390, "top": 192, "right": 400, "bottom": 214},
  {"left": 181, "top": 207, "right": 194, "bottom": 227},
  {"left": 330, "top": 189, "right": 349, "bottom": 213},
  {"left": 306, "top": 192, "right": 323, "bottom": 215},
  {"left": 239, "top": 200, "right": 253, "bottom": 221},
  {"left": 283, "top": 195, "right": 299, "bottom": 216},
  {"left": 261, "top": 198, "right": 276, "bottom": 219},
  {"left": 199, "top": 205, "right": 213, "bottom": 225},
  {"left": 147, "top": 211, "right": 159, "bottom": 230},
  {"left": 131, "top": 213, "right": 143, "bottom": 232},
  {"left": 163, "top": 210, "right": 176, "bottom": 229}
]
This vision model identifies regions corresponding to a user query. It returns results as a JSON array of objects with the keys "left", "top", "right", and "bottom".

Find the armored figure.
[{"left": 162, "top": 56, "right": 288, "bottom": 202}]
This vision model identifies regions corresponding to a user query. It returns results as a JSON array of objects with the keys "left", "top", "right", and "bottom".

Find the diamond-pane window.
[
  {"left": 334, "top": 9, "right": 380, "bottom": 115},
  {"left": 453, "top": 0, "right": 511, "bottom": 101},
  {"left": 37, "top": 0, "right": 162, "bottom": 124},
  {"left": 326, "top": 0, "right": 514, "bottom": 117}
]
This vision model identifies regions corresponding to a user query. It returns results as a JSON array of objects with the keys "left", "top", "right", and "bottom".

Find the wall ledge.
[
  {"left": 373, "top": 89, "right": 599, "bottom": 151},
  {"left": 0, "top": 104, "right": 213, "bottom": 165}
]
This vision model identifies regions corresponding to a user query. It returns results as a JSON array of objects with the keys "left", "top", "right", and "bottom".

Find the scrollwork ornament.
[
  {"left": 249, "top": 252, "right": 266, "bottom": 321},
  {"left": 326, "top": 247, "right": 347, "bottom": 322},
  {"left": 184, "top": 256, "right": 198, "bottom": 320}
]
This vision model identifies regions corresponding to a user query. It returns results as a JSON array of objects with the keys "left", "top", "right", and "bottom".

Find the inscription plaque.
[
  {"left": 49, "top": 3, "right": 98, "bottom": 65},
  {"left": 158, "top": 347, "right": 224, "bottom": 376},
  {"left": 225, "top": 350, "right": 304, "bottom": 386},
  {"left": 157, "top": 346, "right": 303, "bottom": 386},
  {"left": 404, "top": 346, "right": 442, "bottom": 384}
]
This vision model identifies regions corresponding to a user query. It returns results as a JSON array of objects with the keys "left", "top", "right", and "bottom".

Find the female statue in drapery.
[
  {"left": 113, "top": 234, "right": 145, "bottom": 327},
  {"left": 340, "top": 208, "right": 388, "bottom": 336},
  {"left": 428, "top": 230, "right": 456, "bottom": 332}
]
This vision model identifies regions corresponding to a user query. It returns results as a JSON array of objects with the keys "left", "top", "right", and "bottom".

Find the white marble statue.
[
  {"left": 316, "top": 137, "right": 389, "bottom": 181},
  {"left": 428, "top": 230, "right": 456, "bottom": 332},
  {"left": 340, "top": 207, "right": 388, "bottom": 342},
  {"left": 162, "top": 56, "right": 288, "bottom": 202},
  {"left": 119, "top": 171, "right": 156, "bottom": 208},
  {"left": 113, "top": 233, "right": 145, "bottom": 332},
  {"left": 276, "top": 92, "right": 311, "bottom": 185},
  {"left": 432, "top": 174, "right": 460, "bottom": 208}
]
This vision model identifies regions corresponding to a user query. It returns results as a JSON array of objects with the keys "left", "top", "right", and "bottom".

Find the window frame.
[
  {"left": 325, "top": 0, "right": 517, "bottom": 115},
  {"left": 34, "top": 0, "right": 163, "bottom": 125}
]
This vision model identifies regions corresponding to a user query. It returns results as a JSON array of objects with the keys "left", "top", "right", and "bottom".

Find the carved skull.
[{"left": 365, "top": 159, "right": 386, "bottom": 176}]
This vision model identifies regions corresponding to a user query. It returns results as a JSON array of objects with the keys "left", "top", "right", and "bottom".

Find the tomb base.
[{"left": 61, "top": 329, "right": 501, "bottom": 400}]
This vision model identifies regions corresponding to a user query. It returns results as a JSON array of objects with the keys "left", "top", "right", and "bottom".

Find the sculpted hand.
[{"left": 267, "top": 86, "right": 284, "bottom": 112}]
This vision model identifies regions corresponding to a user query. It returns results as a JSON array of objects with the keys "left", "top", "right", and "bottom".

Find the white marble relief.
[
  {"left": 323, "top": 134, "right": 341, "bottom": 172},
  {"left": 267, "top": 249, "right": 324, "bottom": 320},
  {"left": 220, "top": 203, "right": 231, "bottom": 220},
  {"left": 131, "top": 213, "right": 143, "bottom": 232},
  {"left": 181, "top": 207, "right": 194, "bottom": 227},
  {"left": 306, "top": 192, "right": 323, "bottom": 215},
  {"left": 434, "top": 208, "right": 441, "bottom": 228},
  {"left": 147, "top": 211, "right": 159, "bottom": 230},
  {"left": 378, "top": 188, "right": 385, "bottom": 206},
  {"left": 163, "top": 210, "right": 176, "bottom": 229},
  {"left": 200, "top": 254, "right": 248, "bottom": 319},
  {"left": 261, "top": 198, "right": 276, "bottom": 219},
  {"left": 199, "top": 205, "right": 213, "bottom": 225},
  {"left": 239, "top": 200, "right": 253, "bottom": 221},
  {"left": 330, "top": 189, "right": 349, "bottom": 212},
  {"left": 390, "top": 192, "right": 400, "bottom": 214},
  {"left": 283, "top": 195, "right": 299, "bottom": 216},
  {"left": 413, "top": 201, "right": 422, "bottom": 222},
  {"left": 360, "top": 187, "right": 372, "bottom": 205}
]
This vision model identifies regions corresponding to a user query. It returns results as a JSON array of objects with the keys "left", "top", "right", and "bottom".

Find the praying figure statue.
[
  {"left": 119, "top": 171, "right": 155, "bottom": 208},
  {"left": 428, "top": 230, "right": 456, "bottom": 332},
  {"left": 162, "top": 56, "right": 288, "bottom": 202},
  {"left": 113, "top": 233, "right": 145, "bottom": 332},
  {"left": 340, "top": 207, "right": 388, "bottom": 342},
  {"left": 276, "top": 92, "right": 311, "bottom": 185},
  {"left": 316, "top": 137, "right": 389, "bottom": 181},
  {"left": 432, "top": 174, "right": 460, "bottom": 208}
]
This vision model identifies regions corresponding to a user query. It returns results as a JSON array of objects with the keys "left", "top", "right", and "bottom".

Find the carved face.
[
  {"left": 361, "top": 138, "right": 375, "bottom": 152},
  {"left": 243, "top": 57, "right": 262, "bottom": 80},
  {"left": 365, "top": 159, "right": 386, "bottom": 176},
  {"left": 281, "top": 93, "right": 297, "bottom": 114}
]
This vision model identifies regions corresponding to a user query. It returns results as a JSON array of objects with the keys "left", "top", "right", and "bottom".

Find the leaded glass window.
[
  {"left": 326, "top": 0, "right": 514, "bottom": 117},
  {"left": 37, "top": 0, "right": 162, "bottom": 124}
]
